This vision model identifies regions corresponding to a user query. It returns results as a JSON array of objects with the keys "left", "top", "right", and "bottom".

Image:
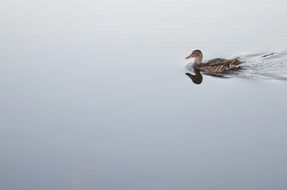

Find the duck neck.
[{"left": 194, "top": 57, "right": 203, "bottom": 65}]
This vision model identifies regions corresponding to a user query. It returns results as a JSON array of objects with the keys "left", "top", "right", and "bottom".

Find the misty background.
[{"left": 1, "top": 0, "right": 287, "bottom": 190}]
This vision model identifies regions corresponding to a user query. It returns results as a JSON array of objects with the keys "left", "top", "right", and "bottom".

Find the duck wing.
[
  {"left": 205, "top": 58, "right": 242, "bottom": 66},
  {"left": 205, "top": 58, "right": 226, "bottom": 65},
  {"left": 201, "top": 57, "right": 243, "bottom": 73}
]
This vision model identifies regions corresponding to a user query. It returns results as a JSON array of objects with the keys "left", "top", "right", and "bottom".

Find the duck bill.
[{"left": 185, "top": 54, "right": 193, "bottom": 59}]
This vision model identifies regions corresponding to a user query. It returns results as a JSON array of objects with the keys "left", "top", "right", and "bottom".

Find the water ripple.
[{"left": 239, "top": 51, "right": 287, "bottom": 81}]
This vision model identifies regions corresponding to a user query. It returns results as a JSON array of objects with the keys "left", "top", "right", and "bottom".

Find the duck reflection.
[
  {"left": 185, "top": 65, "right": 230, "bottom": 85},
  {"left": 185, "top": 68, "right": 203, "bottom": 84}
]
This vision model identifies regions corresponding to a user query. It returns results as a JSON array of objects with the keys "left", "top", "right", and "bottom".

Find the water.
[
  {"left": 1, "top": 0, "right": 287, "bottom": 190},
  {"left": 240, "top": 51, "right": 287, "bottom": 80}
]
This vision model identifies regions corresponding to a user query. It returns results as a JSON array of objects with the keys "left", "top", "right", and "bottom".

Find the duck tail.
[{"left": 233, "top": 57, "right": 243, "bottom": 65}]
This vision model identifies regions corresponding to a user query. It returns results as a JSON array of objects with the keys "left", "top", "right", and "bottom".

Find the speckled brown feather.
[{"left": 196, "top": 57, "right": 242, "bottom": 74}]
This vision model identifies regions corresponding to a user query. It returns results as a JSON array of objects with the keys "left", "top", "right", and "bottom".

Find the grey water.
[{"left": 1, "top": 0, "right": 287, "bottom": 190}]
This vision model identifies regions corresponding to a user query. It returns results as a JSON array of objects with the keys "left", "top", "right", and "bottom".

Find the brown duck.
[{"left": 186, "top": 50, "right": 243, "bottom": 74}]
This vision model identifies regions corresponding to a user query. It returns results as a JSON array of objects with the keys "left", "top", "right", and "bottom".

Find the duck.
[{"left": 185, "top": 50, "right": 243, "bottom": 74}]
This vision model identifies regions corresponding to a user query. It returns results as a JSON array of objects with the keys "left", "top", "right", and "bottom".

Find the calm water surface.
[{"left": 1, "top": 0, "right": 287, "bottom": 190}]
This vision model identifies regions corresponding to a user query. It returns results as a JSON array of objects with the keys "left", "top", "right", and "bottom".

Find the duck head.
[{"left": 186, "top": 49, "right": 203, "bottom": 65}]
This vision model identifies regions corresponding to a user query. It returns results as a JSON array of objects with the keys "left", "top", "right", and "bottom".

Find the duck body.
[
  {"left": 186, "top": 50, "right": 243, "bottom": 74},
  {"left": 195, "top": 57, "right": 242, "bottom": 74}
]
